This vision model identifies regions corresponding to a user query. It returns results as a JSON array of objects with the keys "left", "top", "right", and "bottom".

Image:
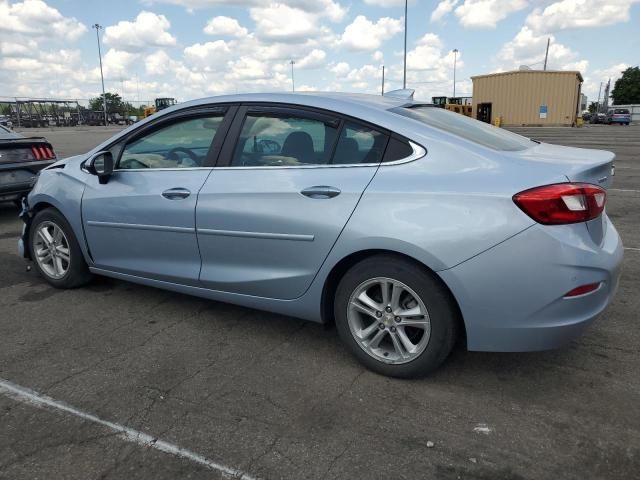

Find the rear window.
[
  {"left": 391, "top": 105, "right": 535, "bottom": 151},
  {"left": 613, "top": 109, "right": 630, "bottom": 114}
]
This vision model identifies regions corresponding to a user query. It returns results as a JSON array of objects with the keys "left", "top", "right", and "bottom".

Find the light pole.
[
  {"left": 290, "top": 60, "right": 295, "bottom": 92},
  {"left": 381, "top": 65, "right": 385, "bottom": 95},
  {"left": 452, "top": 48, "right": 459, "bottom": 98},
  {"left": 92, "top": 24, "right": 108, "bottom": 127},
  {"left": 403, "top": 0, "right": 408, "bottom": 89}
]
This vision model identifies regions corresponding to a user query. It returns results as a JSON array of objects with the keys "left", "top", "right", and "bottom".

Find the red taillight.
[
  {"left": 564, "top": 282, "right": 601, "bottom": 298},
  {"left": 31, "top": 145, "right": 55, "bottom": 160},
  {"left": 31, "top": 146, "right": 42, "bottom": 160},
  {"left": 513, "top": 183, "right": 606, "bottom": 225}
]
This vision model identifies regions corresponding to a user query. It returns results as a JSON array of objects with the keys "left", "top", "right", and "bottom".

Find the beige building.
[{"left": 471, "top": 70, "right": 583, "bottom": 127}]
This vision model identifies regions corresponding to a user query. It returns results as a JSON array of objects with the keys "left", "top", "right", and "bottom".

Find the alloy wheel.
[
  {"left": 33, "top": 221, "right": 71, "bottom": 279},
  {"left": 347, "top": 277, "right": 431, "bottom": 364}
]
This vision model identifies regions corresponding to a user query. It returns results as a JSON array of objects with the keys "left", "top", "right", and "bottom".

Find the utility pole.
[
  {"left": 596, "top": 81, "right": 603, "bottom": 113},
  {"left": 403, "top": 0, "right": 408, "bottom": 89},
  {"left": 452, "top": 49, "right": 459, "bottom": 98},
  {"left": 290, "top": 60, "right": 295, "bottom": 92},
  {"left": 543, "top": 38, "right": 550, "bottom": 71},
  {"left": 92, "top": 24, "right": 108, "bottom": 127},
  {"left": 381, "top": 65, "right": 385, "bottom": 95}
]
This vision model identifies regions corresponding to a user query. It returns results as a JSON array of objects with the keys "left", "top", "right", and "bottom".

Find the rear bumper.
[
  {"left": 439, "top": 216, "right": 623, "bottom": 352},
  {"left": 0, "top": 160, "right": 54, "bottom": 200}
]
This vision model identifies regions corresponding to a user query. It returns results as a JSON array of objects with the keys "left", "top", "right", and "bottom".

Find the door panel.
[
  {"left": 196, "top": 107, "right": 386, "bottom": 300},
  {"left": 196, "top": 166, "right": 378, "bottom": 299},
  {"left": 82, "top": 170, "right": 210, "bottom": 284}
]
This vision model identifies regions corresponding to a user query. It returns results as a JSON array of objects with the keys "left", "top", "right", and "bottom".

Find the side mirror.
[{"left": 87, "top": 151, "right": 114, "bottom": 184}]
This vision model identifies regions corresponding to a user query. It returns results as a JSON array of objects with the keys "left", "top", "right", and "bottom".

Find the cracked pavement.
[{"left": 0, "top": 125, "right": 639, "bottom": 479}]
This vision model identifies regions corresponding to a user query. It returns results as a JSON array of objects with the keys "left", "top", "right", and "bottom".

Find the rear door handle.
[
  {"left": 162, "top": 188, "right": 191, "bottom": 200},
  {"left": 300, "top": 186, "right": 341, "bottom": 199}
]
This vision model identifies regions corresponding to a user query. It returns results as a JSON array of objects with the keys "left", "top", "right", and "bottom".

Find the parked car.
[
  {"left": 590, "top": 112, "right": 607, "bottom": 124},
  {"left": 18, "top": 92, "right": 623, "bottom": 377},
  {"left": 607, "top": 108, "right": 631, "bottom": 125},
  {"left": 581, "top": 112, "right": 592, "bottom": 122},
  {"left": 0, "top": 125, "right": 56, "bottom": 205}
]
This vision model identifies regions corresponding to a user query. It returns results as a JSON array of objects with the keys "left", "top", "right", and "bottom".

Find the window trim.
[
  {"left": 214, "top": 102, "right": 423, "bottom": 169},
  {"left": 110, "top": 105, "right": 237, "bottom": 172}
]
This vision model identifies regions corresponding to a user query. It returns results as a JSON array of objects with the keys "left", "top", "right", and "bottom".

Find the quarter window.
[
  {"left": 332, "top": 122, "right": 387, "bottom": 164},
  {"left": 118, "top": 115, "right": 223, "bottom": 169},
  {"left": 231, "top": 113, "right": 338, "bottom": 167}
]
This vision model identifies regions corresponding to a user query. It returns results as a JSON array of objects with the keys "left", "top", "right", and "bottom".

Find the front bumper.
[
  {"left": 439, "top": 216, "right": 624, "bottom": 352},
  {"left": 18, "top": 196, "right": 33, "bottom": 259}
]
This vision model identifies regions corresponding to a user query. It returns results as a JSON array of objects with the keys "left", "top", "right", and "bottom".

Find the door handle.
[
  {"left": 300, "top": 186, "right": 341, "bottom": 199},
  {"left": 162, "top": 188, "right": 191, "bottom": 200}
]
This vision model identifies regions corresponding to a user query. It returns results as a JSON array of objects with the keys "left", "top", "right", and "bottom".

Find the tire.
[
  {"left": 334, "top": 254, "right": 458, "bottom": 378},
  {"left": 29, "top": 208, "right": 92, "bottom": 288}
]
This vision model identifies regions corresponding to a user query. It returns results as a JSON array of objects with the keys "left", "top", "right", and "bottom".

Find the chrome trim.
[
  {"left": 100, "top": 141, "right": 426, "bottom": 172},
  {"left": 197, "top": 228, "right": 314, "bottom": 242},
  {"left": 87, "top": 221, "right": 194, "bottom": 234},
  {"left": 113, "top": 167, "right": 213, "bottom": 172},
  {"left": 210, "top": 163, "right": 380, "bottom": 171}
]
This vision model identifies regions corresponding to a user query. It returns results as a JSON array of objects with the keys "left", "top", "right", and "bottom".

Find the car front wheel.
[
  {"left": 29, "top": 208, "right": 92, "bottom": 288},
  {"left": 334, "top": 255, "right": 458, "bottom": 378}
]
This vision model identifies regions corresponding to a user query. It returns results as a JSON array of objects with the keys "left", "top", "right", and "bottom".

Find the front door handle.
[
  {"left": 162, "top": 188, "right": 191, "bottom": 200},
  {"left": 300, "top": 186, "right": 341, "bottom": 199}
]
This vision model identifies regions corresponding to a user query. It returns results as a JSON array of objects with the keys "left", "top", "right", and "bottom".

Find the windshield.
[
  {"left": 391, "top": 105, "right": 535, "bottom": 151},
  {"left": 613, "top": 109, "right": 630, "bottom": 114}
]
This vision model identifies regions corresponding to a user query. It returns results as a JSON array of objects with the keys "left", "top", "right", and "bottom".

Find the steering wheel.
[
  {"left": 119, "top": 158, "right": 150, "bottom": 169},
  {"left": 257, "top": 139, "right": 281, "bottom": 154},
  {"left": 167, "top": 147, "right": 199, "bottom": 164}
]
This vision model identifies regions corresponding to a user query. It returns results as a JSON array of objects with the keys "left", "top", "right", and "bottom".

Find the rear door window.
[{"left": 231, "top": 111, "right": 338, "bottom": 167}]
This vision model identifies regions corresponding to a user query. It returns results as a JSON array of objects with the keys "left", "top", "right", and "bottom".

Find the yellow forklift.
[
  {"left": 432, "top": 96, "right": 473, "bottom": 117},
  {"left": 143, "top": 97, "right": 177, "bottom": 118}
]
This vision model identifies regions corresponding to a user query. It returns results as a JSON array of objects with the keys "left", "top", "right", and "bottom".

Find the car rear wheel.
[
  {"left": 334, "top": 255, "right": 458, "bottom": 378},
  {"left": 29, "top": 208, "right": 92, "bottom": 288}
]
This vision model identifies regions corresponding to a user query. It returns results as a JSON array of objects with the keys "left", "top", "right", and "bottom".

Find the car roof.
[{"left": 175, "top": 92, "right": 415, "bottom": 117}]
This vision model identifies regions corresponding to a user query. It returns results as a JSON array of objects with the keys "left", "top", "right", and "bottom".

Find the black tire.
[
  {"left": 334, "top": 254, "right": 459, "bottom": 378},
  {"left": 29, "top": 208, "right": 92, "bottom": 288}
]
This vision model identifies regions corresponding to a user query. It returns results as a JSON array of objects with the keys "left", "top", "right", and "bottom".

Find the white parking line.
[
  {"left": 625, "top": 247, "right": 640, "bottom": 252},
  {"left": 610, "top": 188, "right": 640, "bottom": 193},
  {"left": 0, "top": 378, "right": 257, "bottom": 480}
]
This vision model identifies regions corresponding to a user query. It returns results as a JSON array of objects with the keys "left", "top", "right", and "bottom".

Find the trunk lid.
[{"left": 516, "top": 142, "right": 615, "bottom": 189}]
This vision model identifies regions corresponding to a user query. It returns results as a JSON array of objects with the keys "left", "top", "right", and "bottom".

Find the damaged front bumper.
[{"left": 18, "top": 195, "right": 33, "bottom": 259}]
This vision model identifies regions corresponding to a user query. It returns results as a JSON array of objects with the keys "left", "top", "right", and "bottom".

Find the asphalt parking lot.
[{"left": 1, "top": 124, "right": 639, "bottom": 479}]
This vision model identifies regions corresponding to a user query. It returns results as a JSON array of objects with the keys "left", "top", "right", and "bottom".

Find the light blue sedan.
[{"left": 18, "top": 92, "right": 623, "bottom": 377}]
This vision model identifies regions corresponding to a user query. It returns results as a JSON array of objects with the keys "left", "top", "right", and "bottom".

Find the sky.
[{"left": 0, "top": 0, "right": 638, "bottom": 106}]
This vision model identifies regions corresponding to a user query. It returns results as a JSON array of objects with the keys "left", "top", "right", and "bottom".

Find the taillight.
[
  {"left": 31, "top": 145, "right": 56, "bottom": 160},
  {"left": 513, "top": 183, "right": 606, "bottom": 225}
]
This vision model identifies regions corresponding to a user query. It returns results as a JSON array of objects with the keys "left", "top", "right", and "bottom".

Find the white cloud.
[
  {"left": 145, "top": 0, "right": 346, "bottom": 21},
  {"left": 296, "top": 49, "right": 327, "bottom": 69},
  {"left": 103, "top": 11, "right": 177, "bottom": 52},
  {"left": 430, "top": 0, "right": 460, "bottom": 22},
  {"left": 183, "top": 40, "right": 231, "bottom": 68},
  {"left": 0, "top": 0, "right": 86, "bottom": 40},
  {"left": 340, "top": 15, "right": 403, "bottom": 51},
  {"left": 145, "top": 50, "right": 174, "bottom": 75},
  {"left": 330, "top": 62, "right": 351, "bottom": 77},
  {"left": 204, "top": 16, "right": 248, "bottom": 37},
  {"left": 454, "top": 0, "right": 529, "bottom": 28},
  {"left": 526, "top": 0, "right": 640, "bottom": 33},
  {"left": 372, "top": 50, "right": 384, "bottom": 62},
  {"left": 496, "top": 26, "right": 586, "bottom": 73},
  {"left": 0, "top": 39, "right": 38, "bottom": 57},
  {"left": 251, "top": 4, "right": 321, "bottom": 41}
]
